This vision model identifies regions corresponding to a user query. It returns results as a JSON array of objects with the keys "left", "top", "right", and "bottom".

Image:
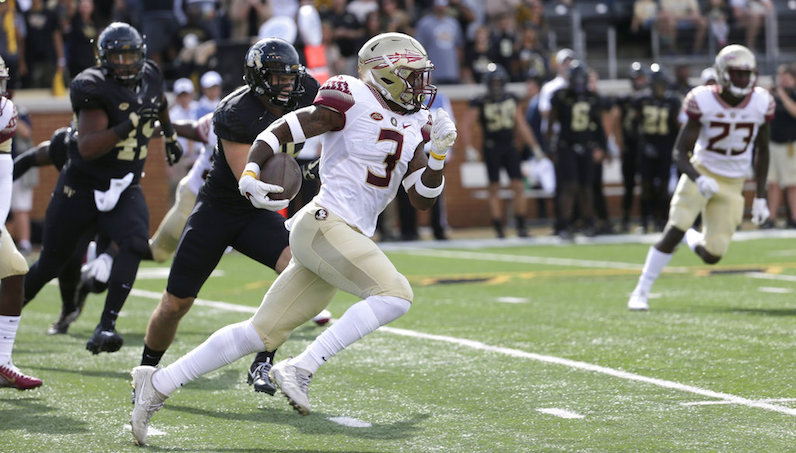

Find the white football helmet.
[
  {"left": 0, "top": 55, "right": 8, "bottom": 96},
  {"left": 358, "top": 32, "right": 436, "bottom": 112},
  {"left": 714, "top": 44, "right": 757, "bottom": 97}
]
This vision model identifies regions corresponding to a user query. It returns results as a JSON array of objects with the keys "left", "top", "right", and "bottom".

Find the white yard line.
[
  {"left": 681, "top": 398, "right": 796, "bottom": 406},
  {"left": 126, "top": 290, "right": 796, "bottom": 417},
  {"left": 747, "top": 272, "right": 796, "bottom": 283},
  {"left": 757, "top": 286, "right": 793, "bottom": 294},
  {"left": 536, "top": 408, "right": 585, "bottom": 419}
]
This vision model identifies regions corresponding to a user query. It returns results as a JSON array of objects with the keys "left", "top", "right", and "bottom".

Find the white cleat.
[
  {"left": 269, "top": 360, "right": 313, "bottom": 415},
  {"left": 130, "top": 366, "right": 167, "bottom": 446},
  {"left": 627, "top": 290, "right": 650, "bottom": 311}
]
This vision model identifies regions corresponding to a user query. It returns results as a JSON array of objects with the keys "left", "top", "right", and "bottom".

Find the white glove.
[
  {"left": 696, "top": 175, "right": 719, "bottom": 199},
  {"left": 465, "top": 146, "right": 480, "bottom": 162},
  {"left": 238, "top": 173, "right": 290, "bottom": 211},
  {"left": 430, "top": 109, "right": 457, "bottom": 158},
  {"left": 81, "top": 253, "right": 113, "bottom": 284},
  {"left": 751, "top": 198, "right": 770, "bottom": 226}
]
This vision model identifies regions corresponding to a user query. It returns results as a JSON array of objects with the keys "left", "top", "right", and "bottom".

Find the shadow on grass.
[
  {"left": 719, "top": 307, "right": 796, "bottom": 316},
  {"left": 0, "top": 396, "right": 89, "bottom": 434}
]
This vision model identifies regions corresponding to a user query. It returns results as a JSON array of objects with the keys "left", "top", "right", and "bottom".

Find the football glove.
[
  {"left": 81, "top": 253, "right": 113, "bottom": 284},
  {"left": 238, "top": 172, "right": 290, "bottom": 211},
  {"left": 430, "top": 109, "right": 457, "bottom": 159},
  {"left": 751, "top": 198, "right": 770, "bottom": 226},
  {"left": 164, "top": 132, "right": 183, "bottom": 166},
  {"left": 301, "top": 158, "right": 320, "bottom": 181},
  {"left": 696, "top": 175, "right": 719, "bottom": 199}
]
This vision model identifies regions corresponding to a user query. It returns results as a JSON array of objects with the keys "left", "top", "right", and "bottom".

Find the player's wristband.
[
  {"left": 284, "top": 112, "right": 306, "bottom": 143},
  {"left": 415, "top": 176, "right": 444, "bottom": 198},
  {"left": 242, "top": 161, "right": 260, "bottom": 179},
  {"left": 427, "top": 154, "right": 445, "bottom": 171},
  {"left": 255, "top": 130, "right": 281, "bottom": 153},
  {"left": 112, "top": 119, "right": 135, "bottom": 138}
]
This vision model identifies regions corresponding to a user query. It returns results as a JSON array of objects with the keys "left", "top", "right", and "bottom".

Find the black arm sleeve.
[{"left": 12, "top": 149, "right": 38, "bottom": 180}]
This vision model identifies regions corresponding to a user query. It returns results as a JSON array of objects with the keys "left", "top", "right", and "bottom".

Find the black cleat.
[
  {"left": 86, "top": 326, "right": 123, "bottom": 354},
  {"left": 247, "top": 359, "right": 276, "bottom": 395},
  {"left": 46, "top": 308, "right": 82, "bottom": 335}
]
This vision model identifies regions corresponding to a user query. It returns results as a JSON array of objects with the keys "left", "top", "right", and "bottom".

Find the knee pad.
[{"left": 365, "top": 295, "right": 411, "bottom": 325}]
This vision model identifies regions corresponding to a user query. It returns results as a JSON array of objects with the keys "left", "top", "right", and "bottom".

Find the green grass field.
[{"left": 4, "top": 232, "right": 796, "bottom": 452}]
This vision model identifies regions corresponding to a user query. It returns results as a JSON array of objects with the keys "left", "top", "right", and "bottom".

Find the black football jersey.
[
  {"left": 202, "top": 75, "right": 320, "bottom": 212},
  {"left": 469, "top": 93, "right": 518, "bottom": 148},
  {"left": 65, "top": 61, "right": 165, "bottom": 190},
  {"left": 615, "top": 92, "right": 644, "bottom": 147},
  {"left": 550, "top": 89, "right": 606, "bottom": 150},
  {"left": 633, "top": 92, "right": 681, "bottom": 154}
]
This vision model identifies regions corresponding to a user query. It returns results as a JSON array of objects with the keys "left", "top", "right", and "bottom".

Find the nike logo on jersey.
[{"left": 403, "top": 124, "right": 411, "bottom": 129}]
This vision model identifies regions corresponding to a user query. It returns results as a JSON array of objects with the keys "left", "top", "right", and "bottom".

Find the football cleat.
[
  {"left": 312, "top": 309, "right": 332, "bottom": 326},
  {"left": 86, "top": 326, "right": 124, "bottom": 354},
  {"left": 627, "top": 290, "right": 649, "bottom": 311},
  {"left": 46, "top": 307, "right": 82, "bottom": 335},
  {"left": 246, "top": 359, "right": 276, "bottom": 395},
  {"left": 0, "top": 363, "right": 42, "bottom": 390},
  {"left": 130, "top": 366, "right": 167, "bottom": 446},
  {"left": 270, "top": 360, "right": 313, "bottom": 415}
]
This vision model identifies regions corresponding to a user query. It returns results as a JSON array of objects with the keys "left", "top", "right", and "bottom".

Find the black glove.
[
  {"left": 164, "top": 132, "right": 183, "bottom": 166},
  {"left": 301, "top": 158, "right": 320, "bottom": 181},
  {"left": 137, "top": 102, "right": 160, "bottom": 126}
]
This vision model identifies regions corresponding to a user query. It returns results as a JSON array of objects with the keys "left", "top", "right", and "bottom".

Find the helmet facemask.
[
  {"left": 715, "top": 44, "right": 757, "bottom": 98},
  {"left": 0, "top": 56, "right": 8, "bottom": 96},
  {"left": 96, "top": 23, "right": 147, "bottom": 86},
  {"left": 104, "top": 50, "right": 145, "bottom": 85},
  {"left": 243, "top": 38, "right": 306, "bottom": 109}
]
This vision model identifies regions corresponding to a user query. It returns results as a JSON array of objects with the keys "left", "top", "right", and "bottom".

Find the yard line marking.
[
  {"left": 126, "top": 290, "right": 796, "bottom": 417},
  {"left": 397, "top": 249, "right": 690, "bottom": 273},
  {"left": 495, "top": 297, "right": 528, "bottom": 304},
  {"left": 536, "top": 408, "right": 585, "bottom": 419},
  {"left": 681, "top": 398, "right": 796, "bottom": 406},
  {"left": 747, "top": 272, "right": 796, "bottom": 283},
  {"left": 328, "top": 416, "right": 372, "bottom": 427},
  {"left": 757, "top": 286, "right": 793, "bottom": 294}
]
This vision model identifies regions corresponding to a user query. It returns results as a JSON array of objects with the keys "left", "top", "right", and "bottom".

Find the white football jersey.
[
  {"left": 684, "top": 84, "right": 774, "bottom": 178},
  {"left": 184, "top": 112, "right": 216, "bottom": 195},
  {"left": 313, "top": 75, "right": 431, "bottom": 237}
]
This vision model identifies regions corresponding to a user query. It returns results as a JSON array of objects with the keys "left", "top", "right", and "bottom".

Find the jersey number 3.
[
  {"left": 706, "top": 121, "right": 755, "bottom": 156},
  {"left": 367, "top": 129, "right": 403, "bottom": 188}
]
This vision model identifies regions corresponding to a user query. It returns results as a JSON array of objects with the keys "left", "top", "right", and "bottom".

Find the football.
[
  {"left": 312, "top": 309, "right": 332, "bottom": 326},
  {"left": 259, "top": 152, "right": 302, "bottom": 201}
]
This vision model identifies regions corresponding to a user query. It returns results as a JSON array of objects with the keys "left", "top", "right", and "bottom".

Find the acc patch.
[
  {"left": 119, "top": 102, "right": 130, "bottom": 111},
  {"left": 370, "top": 112, "right": 383, "bottom": 121},
  {"left": 315, "top": 208, "right": 328, "bottom": 220}
]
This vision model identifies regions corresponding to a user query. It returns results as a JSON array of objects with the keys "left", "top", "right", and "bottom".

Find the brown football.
[{"left": 259, "top": 152, "right": 302, "bottom": 201}]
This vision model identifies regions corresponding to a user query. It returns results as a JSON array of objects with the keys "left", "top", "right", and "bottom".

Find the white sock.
[
  {"left": 0, "top": 315, "right": 20, "bottom": 366},
  {"left": 291, "top": 296, "right": 410, "bottom": 375},
  {"left": 683, "top": 228, "right": 703, "bottom": 252},
  {"left": 635, "top": 247, "right": 673, "bottom": 294},
  {"left": 152, "top": 321, "right": 265, "bottom": 396}
]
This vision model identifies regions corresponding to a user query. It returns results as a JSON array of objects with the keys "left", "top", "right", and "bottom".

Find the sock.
[
  {"left": 99, "top": 251, "right": 141, "bottom": 330},
  {"left": 515, "top": 216, "right": 526, "bottom": 232},
  {"left": 58, "top": 260, "right": 81, "bottom": 314},
  {"left": 0, "top": 315, "right": 20, "bottom": 365},
  {"left": 635, "top": 247, "right": 673, "bottom": 294},
  {"left": 141, "top": 345, "right": 166, "bottom": 367},
  {"left": 683, "top": 228, "right": 703, "bottom": 252},
  {"left": 291, "top": 296, "right": 410, "bottom": 375},
  {"left": 251, "top": 350, "right": 274, "bottom": 371},
  {"left": 152, "top": 321, "right": 264, "bottom": 396},
  {"left": 492, "top": 219, "right": 504, "bottom": 237}
]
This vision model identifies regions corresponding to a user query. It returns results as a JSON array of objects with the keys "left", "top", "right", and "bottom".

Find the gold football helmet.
[
  {"left": 358, "top": 32, "right": 437, "bottom": 112},
  {"left": 0, "top": 55, "right": 8, "bottom": 96},
  {"left": 715, "top": 44, "right": 757, "bottom": 97}
]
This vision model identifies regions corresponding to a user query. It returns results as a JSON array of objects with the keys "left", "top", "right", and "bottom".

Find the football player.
[
  {"left": 633, "top": 65, "right": 682, "bottom": 232},
  {"left": 130, "top": 32, "right": 454, "bottom": 444},
  {"left": 22, "top": 22, "right": 184, "bottom": 354},
  {"left": 461, "top": 63, "right": 543, "bottom": 238},
  {"left": 136, "top": 38, "right": 320, "bottom": 398},
  {"left": 628, "top": 45, "right": 774, "bottom": 311},
  {"left": 612, "top": 61, "right": 648, "bottom": 232},
  {"left": 0, "top": 55, "right": 42, "bottom": 390},
  {"left": 547, "top": 60, "right": 608, "bottom": 239}
]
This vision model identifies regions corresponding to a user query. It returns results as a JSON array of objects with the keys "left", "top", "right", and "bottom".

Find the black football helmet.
[
  {"left": 628, "top": 61, "right": 648, "bottom": 91},
  {"left": 483, "top": 63, "right": 509, "bottom": 98},
  {"left": 96, "top": 22, "right": 147, "bottom": 86},
  {"left": 649, "top": 64, "right": 669, "bottom": 98},
  {"left": 243, "top": 37, "right": 306, "bottom": 108},
  {"left": 568, "top": 60, "right": 589, "bottom": 93}
]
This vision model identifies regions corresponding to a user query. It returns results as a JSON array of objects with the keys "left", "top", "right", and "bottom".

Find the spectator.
[
  {"left": 321, "top": 0, "right": 364, "bottom": 77},
  {"left": 140, "top": 0, "right": 180, "bottom": 66},
  {"left": 489, "top": 12, "right": 517, "bottom": 80},
  {"left": 462, "top": 24, "right": 494, "bottom": 84},
  {"left": 228, "top": 0, "right": 269, "bottom": 39},
  {"left": 631, "top": 0, "right": 658, "bottom": 34},
  {"left": 64, "top": 0, "right": 100, "bottom": 81},
  {"left": 516, "top": 0, "right": 548, "bottom": 43},
  {"left": 763, "top": 64, "right": 796, "bottom": 229},
  {"left": 167, "top": 78, "right": 198, "bottom": 204},
  {"left": 196, "top": 70, "right": 222, "bottom": 118},
  {"left": 670, "top": 63, "right": 693, "bottom": 97},
  {"left": 514, "top": 24, "right": 548, "bottom": 82},
  {"left": 22, "top": 0, "right": 66, "bottom": 89},
  {"left": 347, "top": 0, "right": 378, "bottom": 24},
  {"left": 706, "top": 0, "right": 730, "bottom": 48},
  {"left": 447, "top": 0, "right": 476, "bottom": 39},
  {"left": 0, "top": 0, "right": 26, "bottom": 92},
  {"left": 320, "top": 20, "right": 346, "bottom": 76},
  {"left": 729, "top": 0, "right": 773, "bottom": 50},
  {"left": 415, "top": 0, "right": 464, "bottom": 85},
  {"left": 379, "top": 0, "right": 413, "bottom": 35},
  {"left": 656, "top": 0, "right": 707, "bottom": 54}
]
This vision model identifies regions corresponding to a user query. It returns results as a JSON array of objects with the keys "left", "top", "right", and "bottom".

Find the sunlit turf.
[{"left": 4, "top": 235, "right": 796, "bottom": 452}]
